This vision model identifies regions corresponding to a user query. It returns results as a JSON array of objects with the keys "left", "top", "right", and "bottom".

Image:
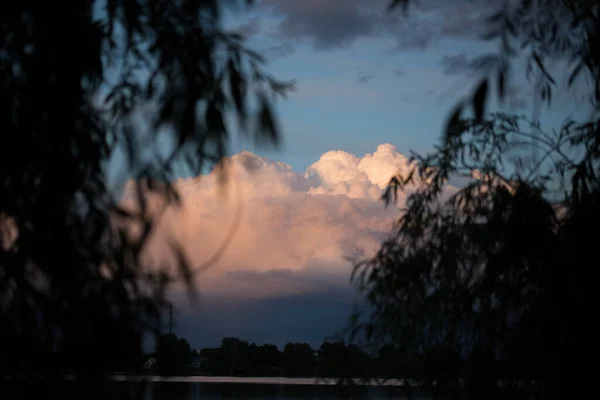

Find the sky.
[{"left": 116, "top": 0, "right": 592, "bottom": 350}]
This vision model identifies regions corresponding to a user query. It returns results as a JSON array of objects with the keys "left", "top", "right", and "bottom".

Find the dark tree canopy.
[
  {"left": 0, "top": 0, "right": 290, "bottom": 393},
  {"left": 350, "top": 1, "right": 599, "bottom": 399},
  {"left": 316, "top": 341, "right": 371, "bottom": 382},
  {"left": 155, "top": 333, "right": 192, "bottom": 375},
  {"left": 282, "top": 342, "right": 317, "bottom": 378},
  {"left": 2, "top": 1, "right": 599, "bottom": 399}
]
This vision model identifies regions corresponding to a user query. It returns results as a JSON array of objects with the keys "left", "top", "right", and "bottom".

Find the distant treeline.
[{"left": 145, "top": 333, "right": 423, "bottom": 379}]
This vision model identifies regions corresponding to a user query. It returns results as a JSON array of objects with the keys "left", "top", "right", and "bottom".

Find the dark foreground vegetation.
[
  {"left": 2, "top": 0, "right": 599, "bottom": 399},
  {"left": 344, "top": 2, "right": 599, "bottom": 399}
]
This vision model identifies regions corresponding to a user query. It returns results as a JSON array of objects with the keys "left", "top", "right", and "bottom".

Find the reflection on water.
[
  {"left": 1, "top": 380, "right": 431, "bottom": 400},
  {"left": 145, "top": 381, "right": 428, "bottom": 400}
]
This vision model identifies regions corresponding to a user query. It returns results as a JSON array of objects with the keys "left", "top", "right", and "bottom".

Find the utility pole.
[{"left": 169, "top": 304, "right": 172, "bottom": 334}]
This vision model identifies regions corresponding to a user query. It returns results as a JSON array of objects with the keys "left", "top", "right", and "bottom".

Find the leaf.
[
  {"left": 497, "top": 70, "right": 505, "bottom": 103},
  {"left": 472, "top": 79, "right": 488, "bottom": 122},
  {"left": 258, "top": 95, "right": 278, "bottom": 145},
  {"left": 481, "top": 30, "right": 501, "bottom": 41},
  {"left": 206, "top": 104, "right": 225, "bottom": 135},
  {"left": 486, "top": 11, "right": 504, "bottom": 25},
  {"left": 112, "top": 206, "right": 134, "bottom": 219},
  {"left": 387, "top": 0, "right": 409, "bottom": 12},
  {"left": 532, "top": 52, "right": 556, "bottom": 85},
  {"left": 444, "top": 104, "right": 463, "bottom": 141},
  {"left": 104, "top": 90, "right": 116, "bottom": 105},
  {"left": 158, "top": 96, "right": 175, "bottom": 125},
  {"left": 504, "top": 16, "right": 517, "bottom": 37},
  {"left": 568, "top": 61, "right": 584, "bottom": 87},
  {"left": 228, "top": 58, "right": 245, "bottom": 114}
]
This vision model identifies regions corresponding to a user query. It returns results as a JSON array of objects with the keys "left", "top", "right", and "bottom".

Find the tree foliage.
[
  {"left": 0, "top": 0, "right": 290, "bottom": 390},
  {"left": 155, "top": 333, "right": 192, "bottom": 375},
  {"left": 350, "top": 1, "right": 599, "bottom": 399},
  {"left": 317, "top": 341, "right": 371, "bottom": 383},
  {"left": 282, "top": 342, "right": 317, "bottom": 378}
]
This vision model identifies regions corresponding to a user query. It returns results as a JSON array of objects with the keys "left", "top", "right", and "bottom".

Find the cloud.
[
  {"left": 122, "top": 144, "right": 423, "bottom": 295},
  {"left": 256, "top": 0, "right": 504, "bottom": 52},
  {"left": 173, "top": 290, "right": 353, "bottom": 348},
  {"left": 266, "top": 42, "right": 296, "bottom": 60},
  {"left": 294, "top": 82, "right": 382, "bottom": 101},
  {"left": 235, "top": 17, "right": 263, "bottom": 38},
  {"left": 388, "top": 0, "right": 507, "bottom": 51},
  {"left": 123, "top": 144, "right": 459, "bottom": 346},
  {"left": 357, "top": 71, "right": 374, "bottom": 84},
  {"left": 440, "top": 52, "right": 504, "bottom": 77},
  {"left": 260, "top": 0, "right": 383, "bottom": 50},
  {"left": 441, "top": 52, "right": 471, "bottom": 73}
]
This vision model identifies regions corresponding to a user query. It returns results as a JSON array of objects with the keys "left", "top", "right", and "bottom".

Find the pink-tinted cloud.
[{"left": 121, "top": 144, "right": 459, "bottom": 303}]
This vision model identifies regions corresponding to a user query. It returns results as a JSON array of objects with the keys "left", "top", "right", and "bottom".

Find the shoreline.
[{"left": 106, "top": 375, "right": 407, "bottom": 386}]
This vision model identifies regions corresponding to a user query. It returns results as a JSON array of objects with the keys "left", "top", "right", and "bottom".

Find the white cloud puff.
[
  {"left": 121, "top": 144, "right": 453, "bottom": 301},
  {"left": 305, "top": 144, "right": 415, "bottom": 199}
]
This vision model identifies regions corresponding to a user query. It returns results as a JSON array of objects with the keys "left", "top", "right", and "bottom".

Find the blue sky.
[
  {"left": 106, "top": 0, "right": 591, "bottom": 186},
  {"left": 127, "top": 0, "right": 592, "bottom": 350},
  {"left": 217, "top": 0, "right": 588, "bottom": 173}
]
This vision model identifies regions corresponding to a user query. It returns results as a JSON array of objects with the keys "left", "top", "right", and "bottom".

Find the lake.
[
  {"left": 139, "top": 380, "right": 429, "bottom": 400},
  {"left": 1, "top": 376, "right": 432, "bottom": 400}
]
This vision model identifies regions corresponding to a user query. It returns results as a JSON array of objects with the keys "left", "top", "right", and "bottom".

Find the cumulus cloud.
[
  {"left": 121, "top": 144, "right": 464, "bottom": 346},
  {"left": 122, "top": 145, "right": 463, "bottom": 318},
  {"left": 121, "top": 144, "right": 440, "bottom": 299}
]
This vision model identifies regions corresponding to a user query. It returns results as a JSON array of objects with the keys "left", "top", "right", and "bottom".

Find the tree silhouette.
[
  {"left": 220, "top": 337, "right": 250, "bottom": 376},
  {"left": 351, "top": 113, "right": 599, "bottom": 399},
  {"left": 348, "top": 1, "right": 599, "bottom": 399},
  {"left": 155, "top": 333, "right": 192, "bottom": 376},
  {"left": 282, "top": 342, "right": 316, "bottom": 378},
  {"left": 316, "top": 341, "right": 372, "bottom": 383},
  {"left": 0, "top": 0, "right": 290, "bottom": 397}
]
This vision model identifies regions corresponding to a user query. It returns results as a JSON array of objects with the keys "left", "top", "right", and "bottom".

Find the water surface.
[{"left": 2, "top": 377, "right": 431, "bottom": 400}]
